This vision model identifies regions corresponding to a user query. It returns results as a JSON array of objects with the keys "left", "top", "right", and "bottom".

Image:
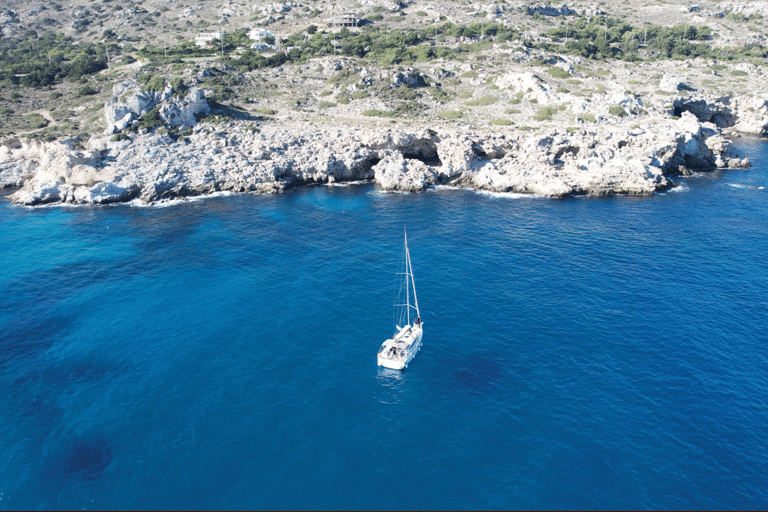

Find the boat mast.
[
  {"left": 404, "top": 227, "right": 420, "bottom": 321},
  {"left": 405, "top": 227, "right": 410, "bottom": 325}
]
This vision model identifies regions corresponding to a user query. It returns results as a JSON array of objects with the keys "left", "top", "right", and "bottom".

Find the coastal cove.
[{"left": 1, "top": 137, "right": 767, "bottom": 509}]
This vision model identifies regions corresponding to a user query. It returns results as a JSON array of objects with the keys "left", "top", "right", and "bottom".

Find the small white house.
[
  {"left": 250, "top": 42, "right": 277, "bottom": 51},
  {"left": 195, "top": 31, "right": 225, "bottom": 47},
  {"left": 248, "top": 28, "right": 273, "bottom": 41}
]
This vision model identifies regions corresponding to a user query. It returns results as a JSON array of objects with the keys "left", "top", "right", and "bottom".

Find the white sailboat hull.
[{"left": 377, "top": 324, "right": 423, "bottom": 370}]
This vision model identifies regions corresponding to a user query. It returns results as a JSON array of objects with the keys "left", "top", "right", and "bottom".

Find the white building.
[
  {"left": 195, "top": 31, "right": 225, "bottom": 47},
  {"left": 249, "top": 28, "right": 274, "bottom": 41},
  {"left": 250, "top": 42, "right": 278, "bottom": 51}
]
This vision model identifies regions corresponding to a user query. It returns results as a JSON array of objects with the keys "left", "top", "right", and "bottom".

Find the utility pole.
[
  {"left": 164, "top": 40, "right": 167, "bottom": 60},
  {"left": 48, "top": 49, "right": 52, "bottom": 65},
  {"left": 644, "top": 23, "right": 648, "bottom": 46},
  {"left": 106, "top": 46, "right": 110, "bottom": 66}
]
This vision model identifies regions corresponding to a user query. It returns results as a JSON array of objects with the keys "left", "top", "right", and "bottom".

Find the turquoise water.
[{"left": 1, "top": 138, "right": 768, "bottom": 509}]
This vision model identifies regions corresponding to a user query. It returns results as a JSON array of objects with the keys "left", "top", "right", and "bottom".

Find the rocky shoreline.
[{"left": 0, "top": 85, "right": 758, "bottom": 207}]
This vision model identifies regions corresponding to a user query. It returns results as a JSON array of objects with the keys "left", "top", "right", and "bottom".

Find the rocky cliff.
[{"left": 1, "top": 100, "right": 751, "bottom": 206}]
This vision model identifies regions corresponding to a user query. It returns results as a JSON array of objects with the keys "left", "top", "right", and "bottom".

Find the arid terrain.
[{"left": 1, "top": 0, "right": 767, "bottom": 203}]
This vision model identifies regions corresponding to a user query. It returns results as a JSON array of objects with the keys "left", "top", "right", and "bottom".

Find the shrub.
[
  {"left": 465, "top": 95, "right": 497, "bottom": 106},
  {"left": 351, "top": 90, "right": 370, "bottom": 100},
  {"left": 318, "top": 101, "right": 336, "bottom": 108},
  {"left": 556, "top": 87, "right": 570, "bottom": 93},
  {"left": 577, "top": 114, "right": 596, "bottom": 123},
  {"left": 49, "top": 91, "right": 63, "bottom": 100},
  {"left": 547, "top": 67, "right": 571, "bottom": 79},
  {"left": 730, "top": 70, "right": 748, "bottom": 76},
  {"left": 253, "top": 108, "right": 278, "bottom": 115},
  {"left": 110, "top": 133, "right": 130, "bottom": 141},
  {"left": 23, "top": 114, "right": 49, "bottom": 129},
  {"left": 360, "top": 109, "right": 398, "bottom": 117},
  {"left": 138, "top": 105, "right": 163, "bottom": 128},
  {"left": 608, "top": 105, "right": 627, "bottom": 117},
  {"left": 534, "top": 106, "right": 558, "bottom": 121},
  {"left": 439, "top": 110, "right": 462, "bottom": 119},
  {"left": 489, "top": 118, "right": 513, "bottom": 125},
  {"left": 77, "top": 85, "right": 98, "bottom": 96},
  {"left": 415, "top": 11, "right": 427, "bottom": 16},
  {"left": 461, "top": 71, "right": 478, "bottom": 78},
  {"left": 170, "top": 77, "right": 187, "bottom": 95},
  {"left": 505, "top": 108, "right": 520, "bottom": 114},
  {"left": 429, "top": 87, "right": 452, "bottom": 102},
  {"left": 142, "top": 75, "right": 166, "bottom": 92},
  {"left": 565, "top": 126, "right": 579, "bottom": 134}
]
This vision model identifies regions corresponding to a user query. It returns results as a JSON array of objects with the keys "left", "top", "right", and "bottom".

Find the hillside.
[{"left": 0, "top": 0, "right": 766, "bottom": 204}]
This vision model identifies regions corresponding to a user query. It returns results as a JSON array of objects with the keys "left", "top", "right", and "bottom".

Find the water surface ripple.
[{"left": 1, "top": 139, "right": 767, "bottom": 509}]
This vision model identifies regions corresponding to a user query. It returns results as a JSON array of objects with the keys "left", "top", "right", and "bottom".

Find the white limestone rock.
[
  {"left": 104, "top": 82, "right": 209, "bottom": 134},
  {"left": 659, "top": 74, "right": 694, "bottom": 93},
  {"left": 731, "top": 96, "right": 768, "bottom": 135},
  {"left": 373, "top": 151, "right": 436, "bottom": 191}
]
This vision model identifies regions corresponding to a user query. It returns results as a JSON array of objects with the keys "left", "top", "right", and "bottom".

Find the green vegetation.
[
  {"left": 350, "top": 90, "right": 370, "bottom": 100},
  {"left": 489, "top": 119, "right": 513, "bottom": 126},
  {"left": 439, "top": 110, "right": 462, "bottom": 120},
  {"left": 534, "top": 106, "right": 559, "bottom": 121},
  {"left": 141, "top": 75, "right": 166, "bottom": 92},
  {"left": 730, "top": 70, "right": 748, "bottom": 76},
  {"left": 547, "top": 66, "right": 571, "bottom": 79},
  {"left": 110, "top": 133, "right": 130, "bottom": 142},
  {"left": 22, "top": 114, "right": 49, "bottom": 130},
  {"left": 465, "top": 95, "right": 497, "bottom": 106},
  {"left": 578, "top": 114, "right": 597, "bottom": 123},
  {"left": 360, "top": 109, "right": 398, "bottom": 117},
  {"left": 428, "top": 87, "right": 452, "bottom": 102},
  {"left": 318, "top": 101, "right": 336, "bottom": 109},
  {"left": 0, "top": 32, "right": 109, "bottom": 88},
  {"left": 608, "top": 105, "right": 627, "bottom": 117},
  {"left": 77, "top": 85, "right": 98, "bottom": 96}
]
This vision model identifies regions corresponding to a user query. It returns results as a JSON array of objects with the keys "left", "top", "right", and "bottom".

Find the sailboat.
[{"left": 377, "top": 228, "right": 423, "bottom": 370}]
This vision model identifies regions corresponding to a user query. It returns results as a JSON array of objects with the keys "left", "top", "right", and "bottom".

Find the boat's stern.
[{"left": 377, "top": 356, "right": 406, "bottom": 370}]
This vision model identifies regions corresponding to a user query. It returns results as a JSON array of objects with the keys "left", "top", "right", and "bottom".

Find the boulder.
[
  {"left": 104, "top": 82, "right": 209, "bottom": 134},
  {"left": 373, "top": 151, "right": 436, "bottom": 191},
  {"left": 659, "top": 74, "right": 695, "bottom": 93}
]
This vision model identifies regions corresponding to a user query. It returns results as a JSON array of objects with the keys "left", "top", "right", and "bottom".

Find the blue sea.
[{"left": 1, "top": 137, "right": 768, "bottom": 510}]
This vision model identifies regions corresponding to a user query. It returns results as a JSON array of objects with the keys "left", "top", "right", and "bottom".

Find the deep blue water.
[{"left": 1, "top": 138, "right": 768, "bottom": 510}]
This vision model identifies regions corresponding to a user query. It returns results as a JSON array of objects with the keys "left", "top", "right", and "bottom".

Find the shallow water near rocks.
[{"left": 1, "top": 138, "right": 768, "bottom": 510}]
